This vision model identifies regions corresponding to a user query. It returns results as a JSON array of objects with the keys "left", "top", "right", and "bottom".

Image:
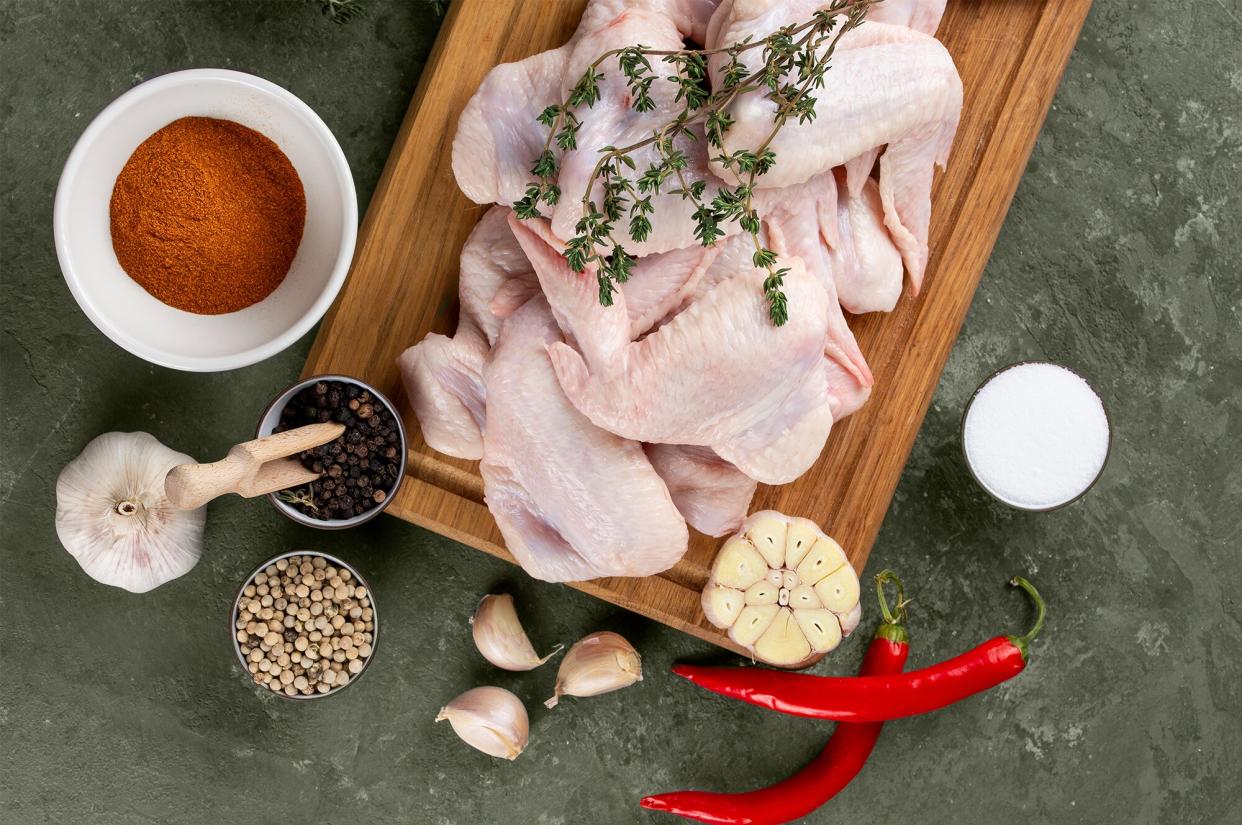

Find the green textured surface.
[{"left": 2, "top": 1, "right": 1240, "bottom": 823}]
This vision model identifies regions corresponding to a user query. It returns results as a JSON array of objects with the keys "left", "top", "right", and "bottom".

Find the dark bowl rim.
[
  {"left": 959, "top": 360, "right": 1112, "bottom": 513},
  {"left": 255, "top": 373, "right": 408, "bottom": 529},
  {"left": 230, "top": 549, "right": 379, "bottom": 701}
]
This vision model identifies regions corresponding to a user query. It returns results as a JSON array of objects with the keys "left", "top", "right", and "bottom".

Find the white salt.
[{"left": 963, "top": 363, "right": 1109, "bottom": 510}]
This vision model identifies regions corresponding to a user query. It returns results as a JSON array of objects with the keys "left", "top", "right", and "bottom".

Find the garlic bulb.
[
  {"left": 55, "top": 432, "right": 206, "bottom": 593},
  {"left": 435, "top": 686, "right": 530, "bottom": 760},
  {"left": 545, "top": 631, "right": 642, "bottom": 709},
  {"left": 702, "top": 511, "right": 861, "bottom": 668},
  {"left": 471, "top": 594, "right": 561, "bottom": 671}
]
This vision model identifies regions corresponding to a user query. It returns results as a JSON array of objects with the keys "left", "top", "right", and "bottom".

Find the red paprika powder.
[{"left": 109, "top": 116, "right": 306, "bottom": 314}]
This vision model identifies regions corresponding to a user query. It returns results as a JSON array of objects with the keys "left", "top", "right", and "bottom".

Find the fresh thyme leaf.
[
  {"left": 569, "top": 67, "right": 604, "bottom": 108},
  {"left": 531, "top": 150, "right": 557, "bottom": 179},
  {"left": 537, "top": 104, "right": 562, "bottom": 127}
]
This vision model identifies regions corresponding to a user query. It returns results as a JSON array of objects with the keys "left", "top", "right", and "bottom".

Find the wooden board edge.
[{"left": 387, "top": 476, "right": 755, "bottom": 658}]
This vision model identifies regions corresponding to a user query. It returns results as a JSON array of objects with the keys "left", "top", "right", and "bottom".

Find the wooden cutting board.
[{"left": 303, "top": 0, "right": 1092, "bottom": 657}]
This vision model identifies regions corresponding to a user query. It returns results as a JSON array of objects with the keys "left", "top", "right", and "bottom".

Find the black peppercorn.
[{"left": 274, "top": 380, "right": 402, "bottom": 521}]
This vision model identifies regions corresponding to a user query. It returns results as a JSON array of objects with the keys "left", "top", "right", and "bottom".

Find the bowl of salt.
[{"left": 961, "top": 362, "right": 1110, "bottom": 511}]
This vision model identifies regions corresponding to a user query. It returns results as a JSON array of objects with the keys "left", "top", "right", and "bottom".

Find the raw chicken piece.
[
  {"left": 645, "top": 444, "right": 756, "bottom": 537},
  {"left": 397, "top": 327, "right": 489, "bottom": 459},
  {"left": 480, "top": 296, "right": 688, "bottom": 582},
  {"left": 842, "top": 147, "right": 881, "bottom": 198},
  {"left": 453, "top": 45, "right": 570, "bottom": 209},
  {"left": 621, "top": 244, "right": 721, "bottom": 338},
  {"left": 868, "top": 0, "right": 947, "bottom": 34},
  {"left": 508, "top": 216, "right": 631, "bottom": 372},
  {"left": 454, "top": 0, "right": 734, "bottom": 256},
  {"left": 508, "top": 214, "right": 721, "bottom": 359},
  {"left": 459, "top": 207, "right": 540, "bottom": 345},
  {"left": 706, "top": 4, "right": 961, "bottom": 289},
  {"left": 546, "top": 255, "right": 835, "bottom": 485},
  {"left": 637, "top": 219, "right": 873, "bottom": 425},
  {"left": 827, "top": 172, "right": 905, "bottom": 314},
  {"left": 825, "top": 354, "right": 871, "bottom": 422},
  {"left": 755, "top": 174, "right": 873, "bottom": 387},
  {"left": 397, "top": 208, "right": 536, "bottom": 459},
  {"left": 679, "top": 229, "right": 759, "bottom": 307}
]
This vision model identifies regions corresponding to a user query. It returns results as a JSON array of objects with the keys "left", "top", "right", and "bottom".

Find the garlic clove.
[
  {"left": 745, "top": 511, "right": 788, "bottom": 569},
  {"left": 702, "top": 585, "right": 745, "bottom": 627},
  {"left": 470, "top": 594, "right": 560, "bottom": 671},
  {"left": 729, "top": 604, "right": 779, "bottom": 648},
  {"left": 840, "top": 601, "right": 863, "bottom": 636},
  {"left": 55, "top": 432, "right": 206, "bottom": 593},
  {"left": 753, "top": 607, "right": 812, "bottom": 667},
  {"left": 783, "top": 517, "right": 821, "bottom": 569},
  {"left": 787, "top": 583, "right": 822, "bottom": 610},
  {"left": 813, "top": 564, "right": 862, "bottom": 613},
  {"left": 794, "top": 608, "right": 844, "bottom": 654},
  {"left": 743, "top": 580, "right": 779, "bottom": 606},
  {"left": 712, "top": 537, "right": 769, "bottom": 590},
  {"left": 545, "top": 631, "right": 641, "bottom": 709},
  {"left": 436, "top": 686, "right": 529, "bottom": 760},
  {"left": 794, "top": 537, "right": 849, "bottom": 586}
]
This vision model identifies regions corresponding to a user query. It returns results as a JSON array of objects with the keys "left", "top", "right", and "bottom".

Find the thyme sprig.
[
  {"left": 277, "top": 486, "right": 318, "bottom": 512},
  {"left": 515, "top": 0, "right": 877, "bottom": 325}
]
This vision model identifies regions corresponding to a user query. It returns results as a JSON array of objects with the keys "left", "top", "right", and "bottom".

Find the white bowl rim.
[{"left": 53, "top": 68, "right": 358, "bottom": 372}]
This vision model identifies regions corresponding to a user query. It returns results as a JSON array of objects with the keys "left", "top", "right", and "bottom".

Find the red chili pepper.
[
  {"left": 673, "top": 576, "right": 1045, "bottom": 723},
  {"left": 641, "top": 571, "right": 912, "bottom": 825}
]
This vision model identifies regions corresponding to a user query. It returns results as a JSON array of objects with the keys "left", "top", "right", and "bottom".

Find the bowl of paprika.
[{"left": 54, "top": 68, "right": 357, "bottom": 372}]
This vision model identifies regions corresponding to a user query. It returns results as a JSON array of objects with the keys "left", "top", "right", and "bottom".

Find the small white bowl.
[{"left": 54, "top": 69, "right": 357, "bottom": 372}]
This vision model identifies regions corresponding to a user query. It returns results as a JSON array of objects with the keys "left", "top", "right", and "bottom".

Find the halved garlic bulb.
[
  {"left": 435, "top": 686, "right": 529, "bottom": 760},
  {"left": 471, "top": 594, "right": 561, "bottom": 671},
  {"left": 55, "top": 432, "right": 206, "bottom": 593},
  {"left": 702, "top": 511, "right": 861, "bottom": 667}
]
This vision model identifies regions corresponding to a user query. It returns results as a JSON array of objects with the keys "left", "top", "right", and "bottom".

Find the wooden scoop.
[{"left": 164, "top": 422, "right": 345, "bottom": 511}]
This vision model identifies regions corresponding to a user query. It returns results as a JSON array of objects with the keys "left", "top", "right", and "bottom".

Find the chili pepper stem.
[
  {"left": 873, "top": 570, "right": 910, "bottom": 645},
  {"left": 1007, "top": 576, "right": 1046, "bottom": 659}
]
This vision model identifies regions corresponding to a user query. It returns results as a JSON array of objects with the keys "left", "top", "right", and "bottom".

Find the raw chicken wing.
[
  {"left": 707, "top": 3, "right": 961, "bottom": 289},
  {"left": 397, "top": 208, "right": 537, "bottom": 459},
  {"left": 480, "top": 296, "right": 688, "bottom": 582},
  {"left": 645, "top": 444, "right": 756, "bottom": 536},
  {"left": 546, "top": 254, "right": 834, "bottom": 485}
]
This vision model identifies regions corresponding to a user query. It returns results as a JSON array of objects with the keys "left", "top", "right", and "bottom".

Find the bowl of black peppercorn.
[{"left": 257, "top": 374, "right": 407, "bottom": 528}]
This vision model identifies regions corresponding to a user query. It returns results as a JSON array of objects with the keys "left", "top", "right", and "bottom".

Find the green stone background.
[{"left": 1, "top": 1, "right": 1239, "bottom": 822}]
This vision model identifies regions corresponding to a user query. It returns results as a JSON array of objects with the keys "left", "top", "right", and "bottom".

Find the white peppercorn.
[{"left": 235, "top": 555, "right": 375, "bottom": 697}]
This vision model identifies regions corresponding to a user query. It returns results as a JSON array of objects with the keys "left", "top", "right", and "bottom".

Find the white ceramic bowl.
[{"left": 54, "top": 69, "right": 357, "bottom": 372}]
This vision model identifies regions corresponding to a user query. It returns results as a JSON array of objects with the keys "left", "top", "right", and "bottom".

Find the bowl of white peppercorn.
[{"left": 231, "top": 551, "right": 378, "bottom": 700}]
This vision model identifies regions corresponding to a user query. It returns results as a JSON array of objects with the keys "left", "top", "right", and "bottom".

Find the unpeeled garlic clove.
[
  {"left": 545, "top": 631, "right": 642, "bottom": 709},
  {"left": 55, "top": 432, "right": 206, "bottom": 593},
  {"left": 435, "top": 686, "right": 529, "bottom": 760},
  {"left": 470, "top": 594, "right": 561, "bottom": 671}
]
